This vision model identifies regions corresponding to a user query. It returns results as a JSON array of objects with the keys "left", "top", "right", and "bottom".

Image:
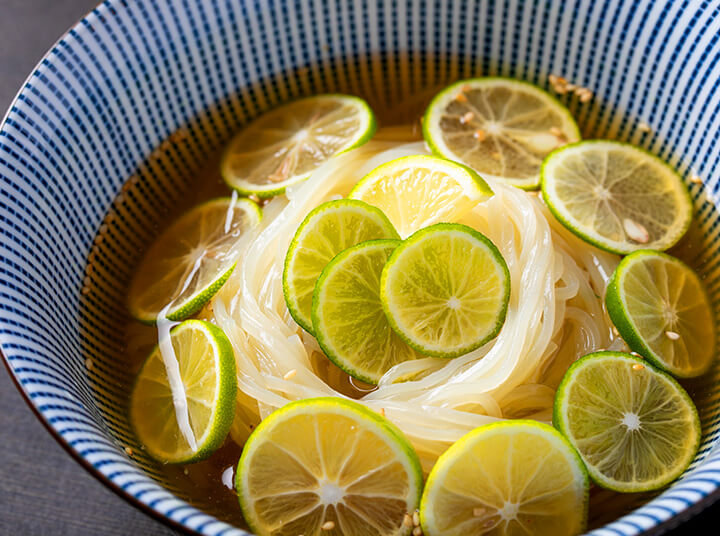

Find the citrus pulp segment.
[
  {"left": 420, "top": 420, "right": 588, "bottom": 536},
  {"left": 127, "top": 197, "right": 261, "bottom": 323},
  {"left": 423, "top": 77, "right": 580, "bottom": 189},
  {"left": 312, "top": 240, "right": 423, "bottom": 384},
  {"left": 130, "top": 319, "right": 237, "bottom": 463},
  {"left": 553, "top": 351, "right": 701, "bottom": 492},
  {"left": 283, "top": 199, "right": 399, "bottom": 334},
  {"left": 348, "top": 155, "right": 492, "bottom": 238},
  {"left": 221, "top": 94, "right": 376, "bottom": 197},
  {"left": 541, "top": 140, "right": 693, "bottom": 254},
  {"left": 236, "top": 397, "right": 423, "bottom": 536},
  {"left": 381, "top": 223, "right": 510, "bottom": 358}
]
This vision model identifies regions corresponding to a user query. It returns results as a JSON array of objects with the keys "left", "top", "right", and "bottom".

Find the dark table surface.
[{"left": 0, "top": 1, "right": 716, "bottom": 535}]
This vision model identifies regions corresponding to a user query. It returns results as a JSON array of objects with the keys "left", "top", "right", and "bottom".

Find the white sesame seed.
[
  {"left": 85, "top": 358, "right": 93, "bottom": 370},
  {"left": 473, "top": 129, "right": 486, "bottom": 141},
  {"left": 632, "top": 363, "right": 645, "bottom": 371},
  {"left": 548, "top": 74, "right": 558, "bottom": 85},
  {"left": 637, "top": 122, "right": 651, "bottom": 133},
  {"left": 579, "top": 91, "right": 593, "bottom": 103},
  {"left": 630, "top": 351, "right": 642, "bottom": 357},
  {"left": 612, "top": 326, "right": 620, "bottom": 336},
  {"left": 283, "top": 369, "right": 298, "bottom": 380},
  {"left": 473, "top": 507, "right": 486, "bottom": 517},
  {"left": 321, "top": 521, "right": 335, "bottom": 531},
  {"left": 412, "top": 527, "right": 422, "bottom": 536},
  {"left": 124, "top": 447, "right": 134, "bottom": 456},
  {"left": 455, "top": 93, "right": 468, "bottom": 103},
  {"left": 183, "top": 468, "right": 189, "bottom": 475},
  {"left": 379, "top": 408, "right": 386, "bottom": 417},
  {"left": 403, "top": 514, "right": 413, "bottom": 527},
  {"left": 413, "top": 511, "right": 420, "bottom": 526},
  {"left": 549, "top": 127, "right": 563, "bottom": 137},
  {"left": 665, "top": 330, "right": 681, "bottom": 340},
  {"left": 460, "top": 111, "right": 474, "bottom": 124},
  {"left": 623, "top": 218, "right": 650, "bottom": 244},
  {"left": 691, "top": 174, "right": 703, "bottom": 184}
]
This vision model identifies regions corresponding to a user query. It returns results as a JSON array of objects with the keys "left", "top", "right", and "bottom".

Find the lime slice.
[
  {"left": 283, "top": 199, "right": 399, "bottom": 334},
  {"left": 348, "top": 155, "right": 492, "bottom": 238},
  {"left": 541, "top": 140, "right": 693, "bottom": 254},
  {"left": 553, "top": 351, "right": 701, "bottom": 492},
  {"left": 420, "top": 420, "right": 588, "bottom": 536},
  {"left": 423, "top": 77, "right": 580, "bottom": 189},
  {"left": 236, "top": 397, "right": 423, "bottom": 536},
  {"left": 606, "top": 250, "right": 715, "bottom": 378},
  {"left": 312, "top": 240, "right": 423, "bottom": 384},
  {"left": 128, "top": 197, "right": 261, "bottom": 323},
  {"left": 221, "top": 95, "right": 376, "bottom": 197},
  {"left": 130, "top": 320, "right": 237, "bottom": 463},
  {"left": 381, "top": 223, "right": 510, "bottom": 358}
]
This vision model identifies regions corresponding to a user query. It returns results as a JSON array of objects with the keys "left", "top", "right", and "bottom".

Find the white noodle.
[{"left": 208, "top": 135, "right": 622, "bottom": 469}]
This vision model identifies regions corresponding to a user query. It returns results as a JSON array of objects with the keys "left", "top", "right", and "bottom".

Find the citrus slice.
[
  {"left": 130, "top": 320, "right": 236, "bottom": 463},
  {"left": 420, "top": 420, "right": 588, "bottom": 536},
  {"left": 541, "top": 140, "right": 693, "bottom": 254},
  {"left": 312, "top": 240, "right": 423, "bottom": 384},
  {"left": 283, "top": 199, "right": 399, "bottom": 334},
  {"left": 348, "top": 155, "right": 492, "bottom": 238},
  {"left": 236, "top": 397, "right": 423, "bottom": 536},
  {"left": 423, "top": 77, "right": 580, "bottom": 189},
  {"left": 381, "top": 223, "right": 510, "bottom": 358},
  {"left": 128, "top": 197, "right": 261, "bottom": 323},
  {"left": 553, "top": 351, "right": 701, "bottom": 492},
  {"left": 605, "top": 250, "right": 715, "bottom": 378},
  {"left": 221, "top": 95, "right": 376, "bottom": 197}
]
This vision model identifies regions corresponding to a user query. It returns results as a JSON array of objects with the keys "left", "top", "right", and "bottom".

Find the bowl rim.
[{"left": 0, "top": 0, "right": 719, "bottom": 534}]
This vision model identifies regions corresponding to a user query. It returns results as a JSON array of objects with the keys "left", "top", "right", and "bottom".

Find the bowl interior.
[{"left": 1, "top": 1, "right": 720, "bottom": 535}]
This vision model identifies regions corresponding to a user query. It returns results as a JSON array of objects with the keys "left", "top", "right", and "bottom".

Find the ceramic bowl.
[{"left": 1, "top": 1, "right": 719, "bottom": 534}]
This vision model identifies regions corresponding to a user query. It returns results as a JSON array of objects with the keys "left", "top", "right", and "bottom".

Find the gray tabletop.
[{"left": 0, "top": 1, "right": 715, "bottom": 535}]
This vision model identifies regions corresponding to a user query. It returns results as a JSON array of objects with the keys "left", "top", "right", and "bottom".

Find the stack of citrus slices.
[{"left": 122, "top": 80, "right": 714, "bottom": 536}]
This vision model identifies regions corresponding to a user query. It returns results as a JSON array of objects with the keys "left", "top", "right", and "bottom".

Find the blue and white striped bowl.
[{"left": 1, "top": 1, "right": 719, "bottom": 534}]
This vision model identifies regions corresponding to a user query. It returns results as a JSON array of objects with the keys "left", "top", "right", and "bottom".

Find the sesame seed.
[
  {"left": 565, "top": 83, "right": 577, "bottom": 91},
  {"left": 403, "top": 514, "right": 413, "bottom": 527},
  {"left": 473, "top": 129, "right": 486, "bottom": 141},
  {"left": 321, "top": 521, "right": 335, "bottom": 531},
  {"left": 549, "top": 127, "right": 563, "bottom": 137},
  {"left": 84, "top": 276, "right": 91, "bottom": 286},
  {"left": 473, "top": 507, "right": 486, "bottom": 517},
  {"left": 691, "top": 174, "right": 703, "bottom": 184},
  {"left": 612, "top": 326, "right": 620, "bottom": 336},
  {"left": 579, "top": 91, "right": 593, "bottom": 103},
  {"left": 124, "top": 447, "right": 134, "bottom": 456},
  {"left": 455, "top": 93, "right": 468, "bottom": 103},
  {"left": 556, "top": 76, "right": 568, "bottom": 85},
  {"left": 461, "top": 84, "right": 472, "bottom": 93},
  {"left": 632, "top": 363, "right": 645, "bottom": 371},
  {"left": 623, "top": 218, "right": 650, "bottom": 244},
  {"left": 379, "top": 408, "right": 386, "bottom": 417},
  {"left": 85, "top": 358, "right": 93, "bottom": 370},
  {"left": 283, "top": 369, "right": 298, "bottom": 380},
  {"left": 637, "top": 122, "right": 651, "bottom": 133},
  {"left": 460, "top": 111, "right": 474, "bottom": 124},
  {"left": 630, "top": 351, "right": 642, "bottom": 357},
  {"left": 413, "top": 511, "right": 420, "bottom": 526},
  {"left": 249, "top": 194, "right": 261, "bottom": 203},
  {"left": 548, "top": 74, "right": 558, "bottom": 85},
  {"left": 94, "top": 234, "right": 104, "bottom": 245},
  {"left": 183, "top": 468, "right": 189, "bottom": 475},
  {"left": 412, "top": 527, "right": 422, "bottom": 536},
  {"left": 665, "top": 330, "right": 681, "bottom": 340},
  {"left": 491, "top": 151, "right": 501, "bottom": 160}
]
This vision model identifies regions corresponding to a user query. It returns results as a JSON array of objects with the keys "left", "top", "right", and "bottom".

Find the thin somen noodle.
[{"left": 206, "top": 132, "right": 623, "bottom": 471}]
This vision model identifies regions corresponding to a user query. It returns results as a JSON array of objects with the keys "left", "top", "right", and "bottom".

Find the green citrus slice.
[
  {"left": 553, "top": 351, "right": 701, "bottom": 492},
  {"left": 221, "top": 95, "right": 376, "bottom": 197},
  {"left": 130, "top": 319, "right": 237, "bottom": 463},
  {"left": 236, "top": 397, "right": 423, "bottom": 536},
  {"left": 283, "top": 199, "right": 399, "bottom": 334},
  {"left": 606, "top": 250, "right": 715, "bottom": 378},
  {"left": 423, "top": 77, "right": 580, "bottom": 189},
  {"left": 127, "top": 197, "right": 261, "bottom": 323},
  {"left": 420, "top": 420, "right": 588, "bottom": 536},
  {"left": 380, "top": 223, "right": 510, "bottom": 358},
  {"left": 312, "top": 240, "right": 423, "bottom": 384},
  {"left": 348, "top": 155, "right": 492, "bottom": 238},
  {"left": 541, "top": 140, "right": 693, "bottom": 254}
]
